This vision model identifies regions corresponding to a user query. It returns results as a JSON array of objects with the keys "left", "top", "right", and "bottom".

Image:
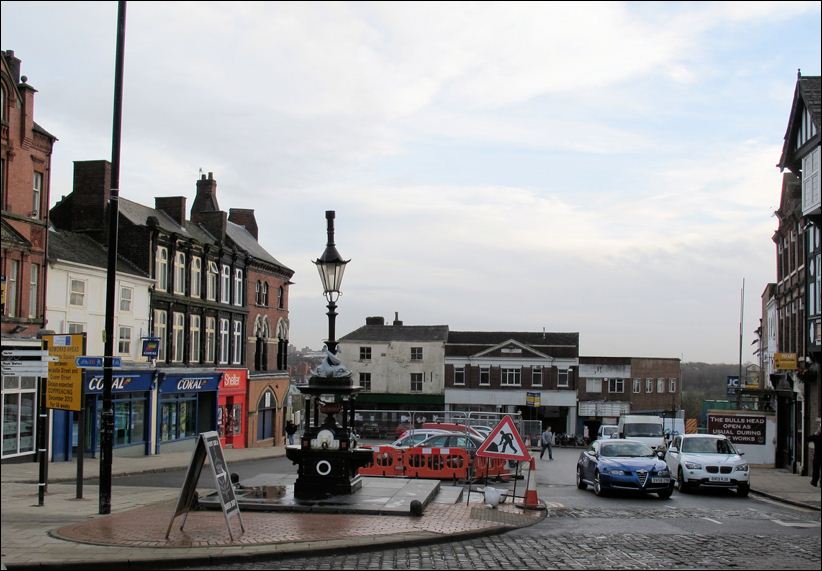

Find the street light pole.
[
  {"left": 100, "top": 0, "right": 127, "bottom": 515},
  {"left": 313, "top": 211, "right": 349, "bottom": 355}
]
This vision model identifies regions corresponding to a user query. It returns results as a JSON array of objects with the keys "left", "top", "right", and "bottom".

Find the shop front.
[
  {"left": 157, "top": 370, "right": 221, "bottom": 454},
  {"left": 1, "top": 339, "right": 42, "bottom": 463},
  {"left": 217, "top": 368, "right": 247, "bottom": 449},
  {"left": 53, "top": 369, "right": 155, "bottom": 460}
]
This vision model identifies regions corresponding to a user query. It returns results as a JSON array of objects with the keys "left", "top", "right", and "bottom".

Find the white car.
[{"left": 665, "top": 434, "right": 750, "bottom": 497}]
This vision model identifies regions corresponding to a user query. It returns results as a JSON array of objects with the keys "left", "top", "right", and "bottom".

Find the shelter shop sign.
[{"left": 707, "top": 414, "right": 766, "bottom": 445}]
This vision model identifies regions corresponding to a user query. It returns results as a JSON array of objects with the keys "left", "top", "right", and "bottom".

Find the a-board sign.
[
  {"left": 166, "top": 431, "right": 244, "bottom": 540},
  {"left": 475, "top": 415, "right": 531, "bottom": 461}
]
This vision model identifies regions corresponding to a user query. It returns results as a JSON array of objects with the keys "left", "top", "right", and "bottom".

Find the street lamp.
[
  {"left": 313, "top": 210, "right": 349, "bottom": 355},
  {"left": 286, "top": 210, "right": 372, "bottom": 499}
]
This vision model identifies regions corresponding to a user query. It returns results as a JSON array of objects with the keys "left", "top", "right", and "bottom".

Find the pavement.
[{"left": 1, "top": 446, "right": 819, "bottom": 570}]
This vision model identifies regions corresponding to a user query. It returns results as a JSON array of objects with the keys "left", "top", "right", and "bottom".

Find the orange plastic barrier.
[
  {"left": 358, "top": 446, "right": 406, "bottom": 477},
  {"left": 403, "top": 447, "right": 470, "bottom": 480},
  {"left": 472, "top": 456, "right": 513, "bottom": 482}
]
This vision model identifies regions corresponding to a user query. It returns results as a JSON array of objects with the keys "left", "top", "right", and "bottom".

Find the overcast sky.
[{"left": 2, "top": 1, "right": 820, "bottom": 363}]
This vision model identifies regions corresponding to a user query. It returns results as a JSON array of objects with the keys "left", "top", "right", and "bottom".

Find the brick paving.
[{"left": 52, "top": 499, "right": 544, "bottom": 549}]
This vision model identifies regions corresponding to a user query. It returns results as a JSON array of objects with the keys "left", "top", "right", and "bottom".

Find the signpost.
[
  {"left": 42, "top": 334, "right": 87, "bottom": 500},
  {"left": 75, "top": 356, "right": 121, "bottom": 368},
  {"left": 472, "top": 416, "right": 531, "bottom": 505}
]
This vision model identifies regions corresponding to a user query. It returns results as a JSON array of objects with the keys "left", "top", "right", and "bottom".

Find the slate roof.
[
  {"left": 47, "top": 226, "right": 149, "bottom": 278},
  {"left": 446, "top": 331, "right": 579, "bottom": 359},
  {"left": 227, "top": 221, "right": 292, "bottom": 274},
  {"left": 340, "top": 324, "right": 449, "bottom": 343},
  {"left": 118, "top": 198, "right": 215, "bottom": 245}
]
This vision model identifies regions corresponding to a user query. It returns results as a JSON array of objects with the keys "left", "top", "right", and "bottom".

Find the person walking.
[
  {"left": 809, "top": 424, "right": 822, "bottom": 487},
  {"left": 285, "top": 420, "right": 298, "bottom": 446},
  {"left": 540, "top": 425, "right": 553, "bottom": 460}
]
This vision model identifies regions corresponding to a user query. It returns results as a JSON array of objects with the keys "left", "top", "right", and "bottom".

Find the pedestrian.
[
  {"left": 809, "top": 423, "right": 822, "bottom": 487},
  {"left": 285, "top": 420, "right": 297, "bottom": 446},
  {"left": 540, "top": 425, "right": 553, "bottom": 460}
]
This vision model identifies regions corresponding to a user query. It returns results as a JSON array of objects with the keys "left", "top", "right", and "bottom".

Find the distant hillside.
[
  {"left": 680, "top": 362, "right": 750, "bottom": 419},
  {"left": 681, "top": 362, "right": 746, "bottom": 396}
]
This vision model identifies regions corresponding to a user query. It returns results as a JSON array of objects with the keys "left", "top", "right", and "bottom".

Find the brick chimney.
[
  {"left": 365, "top": 316, "right": 385, "bottom": 326},
  {"left": 3, "top": 50, "right": 21, "bottom": 84},
  {"left": 155, "top": 196, "right": 187, "bottom": 227},
  {"left": 393, "top": 312, "right": 403, "bottom": 327},
  {"left": 191, "top": 172, "right": 219, "bottom": 216},
  {"left": 53, "top": 160, "right": 111, "bottom": 235},
  {"left": 228, "top": 208, "right": 258, "bottom": 240},
  {"left": 196, "top": 210, "right": 227, "bottom": 242},
  {"left": 18, "top": 74, "right": 37, "bottom": 142}
]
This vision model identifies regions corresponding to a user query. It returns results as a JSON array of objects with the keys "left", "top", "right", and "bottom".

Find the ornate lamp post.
[
  {"left": 286, "top": 211, "right": 373, "bottom": 499},
  {"left": 314, "top": 211, "right": 349, "bottom": 355}
]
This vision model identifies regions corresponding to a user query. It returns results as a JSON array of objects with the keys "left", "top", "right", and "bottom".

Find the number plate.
[
  {"left": 651, "top": 477, "right": 669, "bottom": 484},
  {"left": 709, "top": 476, "right": 730, "bottom": 482}
]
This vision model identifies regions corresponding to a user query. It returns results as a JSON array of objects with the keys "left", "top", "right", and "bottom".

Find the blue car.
[{"left": 577, "top": 439, "right": 674, "bottom": 499}]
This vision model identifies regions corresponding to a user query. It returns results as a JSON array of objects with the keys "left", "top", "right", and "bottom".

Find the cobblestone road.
[
  {"left": 165, "top": 503, "right": 821, "bottom": 570},
  {"left": 169, "top": 533, "right": 820, "bottom": 570}
]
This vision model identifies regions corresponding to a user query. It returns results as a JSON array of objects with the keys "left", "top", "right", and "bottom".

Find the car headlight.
[
  {"left": 735, "top": 464, "right": 749, "bottom": 472},
  {"left": 684, "top": 462, "right": 702, "bottom": 470}
]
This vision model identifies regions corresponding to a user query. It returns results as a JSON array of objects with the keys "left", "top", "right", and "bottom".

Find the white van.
[{"left": 617, "top": 415, "right": 666, "bottom": 450}]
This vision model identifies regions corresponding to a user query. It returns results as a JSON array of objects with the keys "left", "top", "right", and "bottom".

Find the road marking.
[
  {"left": 772, "top": 519, "right": 820, "bottom": 528},
  {"left": 702, "top": 517, "right": 723, "bottom": 525},
  {"left": 752, "top": 495, "right": 817, "bottom": 513}
]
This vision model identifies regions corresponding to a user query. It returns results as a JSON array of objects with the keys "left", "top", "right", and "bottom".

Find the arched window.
[
  {"left": 254, "top": 316, "right": 270, "bottom": 371},
  {"left": 257, "top": 389, "right": 277, "bottom": 441},
  {"left": 276, "top": 318, "right": 289, "bottom": 370},
  {"left": 255, "top": 281, "right": 261, "bottom": 305},
  {"left": 262, "top": 282, "right": 269, "bottom": 306},
  {"left": 277, "top": 286, "right": 284, "bottom": 309}
]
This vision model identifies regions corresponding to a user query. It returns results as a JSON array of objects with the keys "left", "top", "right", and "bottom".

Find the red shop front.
[{"left": 217, "top": 369, "right": 247, "bottom": 448}]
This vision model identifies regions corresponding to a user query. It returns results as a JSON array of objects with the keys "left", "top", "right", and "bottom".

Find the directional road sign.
[{"left": 75, "top": 356, "right": 122, "bottom": 368}]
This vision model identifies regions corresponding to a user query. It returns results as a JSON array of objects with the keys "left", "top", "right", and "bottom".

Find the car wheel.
[
  {"left": 576, "top": 467, "right": 587, "bottom": 490},
  {"left": 657, "top": 486, "right": 673, "bottom": 500},
  {"left": 594, "top": 471, "right": 606, "bottom": 496},
  {"left": 737, "top": 483, "right": 750, "bottom": 498},
  {"left": 677, "top": 467, "right": 690, "bottom": 493}
]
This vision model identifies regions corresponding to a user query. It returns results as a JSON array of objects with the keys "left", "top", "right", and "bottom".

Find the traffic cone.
[{"left": 516, "top": 455, "right": 546, "bottom": 510}]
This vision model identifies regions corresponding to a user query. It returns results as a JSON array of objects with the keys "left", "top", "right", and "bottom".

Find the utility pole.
[
  {"left": 100, "top": 0, "right": 127, "bottom": 515},
  {"left": 737, "top": 278, "right": 745, "bottom": 410}
]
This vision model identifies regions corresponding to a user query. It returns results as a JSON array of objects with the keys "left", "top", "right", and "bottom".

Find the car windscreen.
[
  {"left": 682, "top": 438, "right": 738, "bottom": 454},
  {"left": 600, "top": 442, "right": 655, "bottom": 457},
  {"left": 623, "top": 423, "right": 663, "bottom": 437}
]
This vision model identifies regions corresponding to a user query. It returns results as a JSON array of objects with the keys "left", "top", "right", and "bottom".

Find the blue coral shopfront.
[
  {"left": 51, "top": 369, "right": 155, "bottom": 461},
  {"left": 156, "top": 370, "right": 222, "bottom": 454}
]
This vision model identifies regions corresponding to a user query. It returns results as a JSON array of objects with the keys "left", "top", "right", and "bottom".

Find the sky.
[{"left": 2, "top": 1, "right": 820, "bottom": 363}]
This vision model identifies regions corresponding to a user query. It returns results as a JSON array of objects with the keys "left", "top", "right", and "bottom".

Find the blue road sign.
[{"left": 75, "top": 356, "right": 122, "bottom": 368}]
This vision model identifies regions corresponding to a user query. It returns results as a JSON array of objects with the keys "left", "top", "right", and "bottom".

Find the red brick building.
[
  {"left": 1, "top": 50, "right": 57, "bottom": 338},
  {"left": 226, "top": 208, "right": 294, "bottom": 447}
]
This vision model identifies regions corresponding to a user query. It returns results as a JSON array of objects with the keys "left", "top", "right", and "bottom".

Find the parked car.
[
  {"left": 664, "top": 433, "right": 750, "bottom": 497},
  {"left": 414, "top": 432, "right": 487, "bottom": 457},
  {"left": 597, "top": 425, "right": 619, "bottom": 440},
  {"left": 470, "top": 425, "right": 493, "bottom": 440},
  {"left": 576, "top": 439, "right": 674, "bottom": 499},
  {"left": 391, "top": 428, "right": 451, "bottom": 448},
  {"left": 420, "top": 422, "right": 484, "bottom": 439}
]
